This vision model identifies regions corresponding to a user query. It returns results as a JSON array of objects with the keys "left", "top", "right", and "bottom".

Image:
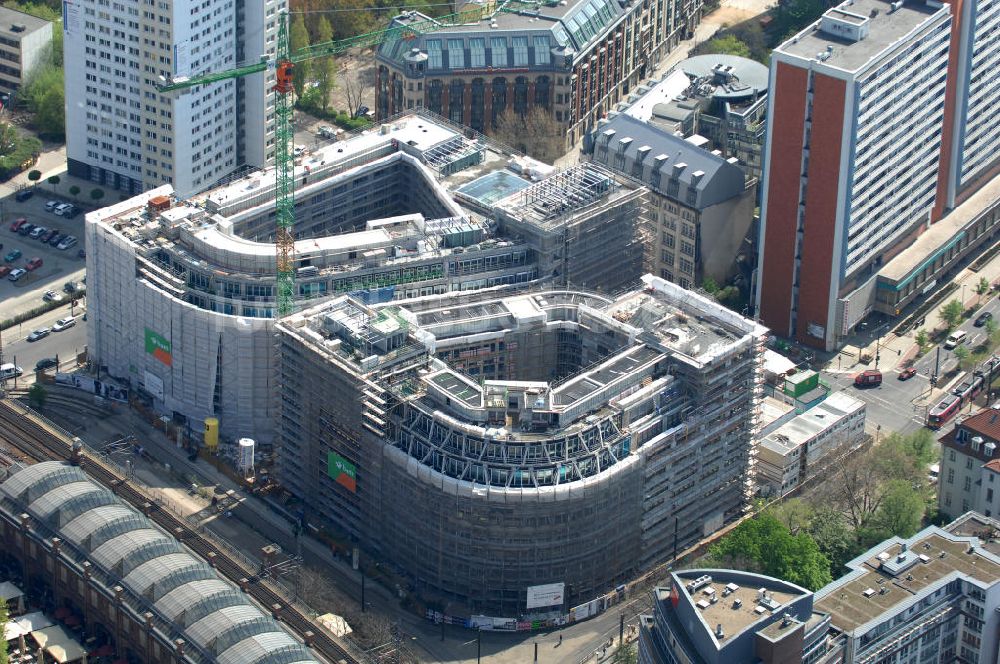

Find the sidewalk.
[{"left": 828, "top": 242, "right": 1000, "bottom": 378}]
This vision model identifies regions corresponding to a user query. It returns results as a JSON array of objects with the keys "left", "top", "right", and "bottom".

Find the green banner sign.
[
  {"left": 144, "top": 328, "right": 172, "bottom": 366},
  {"left": 327, "top": 451, "right": 357, "bottom": 493}
]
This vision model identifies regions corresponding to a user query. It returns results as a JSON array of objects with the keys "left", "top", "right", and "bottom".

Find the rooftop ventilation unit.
[
  {"left": 715, "top": 624, "right": 725, "bottom": 639},
  {"left": 686, "top": 575, "right": 712, "bottom": 594}
]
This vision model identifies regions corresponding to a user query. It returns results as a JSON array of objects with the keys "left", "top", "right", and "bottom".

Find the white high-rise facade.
[{"left": 64, "top": 0, "right": 282, "bottom": 197}]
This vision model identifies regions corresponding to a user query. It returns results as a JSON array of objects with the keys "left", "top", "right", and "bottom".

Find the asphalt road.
[
  {"left": 821, "top": 295, "right": 1000, "bottom": 434},
  {"left": 0, "top": 303, "right": 87, "bottom": 380}
]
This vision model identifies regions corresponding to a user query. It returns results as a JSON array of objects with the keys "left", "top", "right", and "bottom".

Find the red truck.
[{"left": 854, "top": 369, "right": 882, "bottom": 388}]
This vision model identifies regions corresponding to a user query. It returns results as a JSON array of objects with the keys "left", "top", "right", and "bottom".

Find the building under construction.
[
  {"left": 275, "top": 274, "right": 767, "bottom": 616},
  {"left": 84, "top": 111, "right": 647, "bottom": 446}
]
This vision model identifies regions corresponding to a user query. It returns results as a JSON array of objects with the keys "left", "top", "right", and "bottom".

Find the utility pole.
[
  {"left": 477, "top": 628, "right": 481, "bottom": 664},
  {"left": 933, "top": 346, "right": 941, "bottom": 387},
  {"left": 361, "top": 568, "right": 366, "bottom": 613},
  {"left": 620, "top": 611, "right": 624, "bottom": 646}
]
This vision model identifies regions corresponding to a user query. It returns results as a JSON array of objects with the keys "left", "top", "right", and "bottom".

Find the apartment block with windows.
[
  {"left": 756, "top": 0, "right": 952, "bottom": 350},
  {"left": 938, "top": 407, "right": 1000, "bottom": 520},
  {"left": 0, "top": 8, "right": 50, "bottom": 92},
  {"left": 64, "top": 0, "right": 282, "bottom": 197},
  {"left": 588, "top": 113, "right": 756, "bottom": 289}
]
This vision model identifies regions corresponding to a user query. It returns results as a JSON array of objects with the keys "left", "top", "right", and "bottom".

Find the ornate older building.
[{"left": 375, "top": 0, "right": 702, "bottom": 146}]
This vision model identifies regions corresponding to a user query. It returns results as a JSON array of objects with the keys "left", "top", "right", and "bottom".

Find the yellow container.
[{"left": 204, "top": 417, "right": 219, "bottom": 451}]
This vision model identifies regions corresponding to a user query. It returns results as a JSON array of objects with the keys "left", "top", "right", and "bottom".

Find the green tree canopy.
[
  {"left": 709, "top": 512, "right": 832, "bottom": 590},
  {"left": 28, "top": 383, "right": 46, "bottom": 409},
  {"left": 68, "top": 185, "right": 80, "bottom": 196},
  {"left": 871, "top": 480, "right": 925, "bottom": 539},
  {"left": 47, "top": 174, "right": 59, "bottom": 184},
  {"left": 807, "top": 506, "right": 859, "bottom": 575},
  {"left": 22, "top": 65, "right": 65, "bottom": 139},
  {"left": 703, "top": 34, "right": 752, "bottom": 58},
  {"left": 27, "top": 169, "right": 40, "bottom": 181},
  {"left": 314, "top": 16, "right": 336, "bottom": 112},
  {"left": 90, "top": 187, "right": 104, "bottom": 201},
  {"left": 940, "top": 299, "right": 964, "bottom": 331},
  {"left": 289, "top": 14, "right": 312, "bottom": 98}
]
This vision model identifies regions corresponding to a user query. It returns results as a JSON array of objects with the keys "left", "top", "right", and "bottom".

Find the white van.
[
  {"left": 945, "top": 330, "right": 968, "bottom": 349},
  {"left": 0, "top": 363, "right": 23, "bottom": 379}
]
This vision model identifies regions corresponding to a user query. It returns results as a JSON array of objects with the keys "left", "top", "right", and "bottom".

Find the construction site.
[
  {"left": 84, "top": 111, "right": 648, "bottom": 448},
  {"left": 275, "top": 274, "right": 767, "bottom": 617}
]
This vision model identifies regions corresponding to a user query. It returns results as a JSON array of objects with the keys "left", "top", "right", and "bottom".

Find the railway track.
[{"left": 0, "top": 399, "right": 358, "bottom": 664}]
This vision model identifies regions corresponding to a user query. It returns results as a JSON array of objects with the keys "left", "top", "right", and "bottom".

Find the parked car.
[
  {"left": 57, "top": 236, "right": 77, "bottom": 250},
  {"left": 0, "top": 265, "right": 9, "bottom": 277},
  {"left": 49, "top": 233, "right": 66, "bottom": 247},
  {"left": 14, "top": 189, "right": 33, "bottom": 202},
  {"left": 898, "top": 366, "right": 917, "bottom": 380},
  {"left": 34, "top": 357, "right": 58, "bottom": 371},
  {"left": 26, "top": 327, "right": 50, "bottom": 341},
  {"left": 975, "top": 311, "right": 993, "bottom": 327},
  {"left": 63, "top": 206, "right": 79, "bottom": 219},
  {"left": 25, "top": 257, "right": 42, "bottom": 271},
  {"left": 4, "top": 248, "right": 21, "bottom": 262},
  {"left": 854, "top": 369, "right": 883, "bottom": 388},
  {"left": 9, "top": 218, "right": 27, "bottom": 232},
  {"left": 77, "top": 249, "right": 86, "bottom": 258},
  {"left": 17, "top": 223, "right": 34, "bottom": 236},
  {"left": 64, "top": 281, "right": 79, "bottom": 294},
  {"left": 28, "top": 226, "right": 47, "bottom": 239},
  {"left": 42, "top": 289, "right": 63, "bottom": 302},
  {"left": 54, "top": 203, "right": 72, "bottom": 216},
  {"left": 52, "top": 316, "right": 76, "bottom": 331},
  {"left": 0, "top": 363, "right": 23, "bottom": 379},
  {"left": 44, "top": 200, "right": 60, "bottom": 211},
  {"left": 41, "top": 229, "right": 59, "bottom": 243},
  {"left": 7, "top": 267, "right": 26, "bottom": 281}
]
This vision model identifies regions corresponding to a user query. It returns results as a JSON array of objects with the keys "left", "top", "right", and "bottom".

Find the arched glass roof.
[{"left": 0, "top": 462, "right": 320, "bottom": 664}]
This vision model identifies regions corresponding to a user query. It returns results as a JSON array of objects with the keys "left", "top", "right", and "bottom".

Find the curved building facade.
[
  {"left": 276, "top": 275, "right": 767, "bottom": 615},
  {"left": 86, "top": 113, "right": 645, "bottom": 445}
]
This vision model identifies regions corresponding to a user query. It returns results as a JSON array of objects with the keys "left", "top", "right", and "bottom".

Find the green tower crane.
[{"left": 158, "top": 1, "right": 525, "bottom": 315}]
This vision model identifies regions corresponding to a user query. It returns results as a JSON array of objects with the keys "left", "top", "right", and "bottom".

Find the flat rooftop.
[
  {"left": 777, "top": 0, "right": 947, "bottom": 73},
  {"left": 0, "top": 6, "right": 50, "bottom": 36},
  {"left": 672, "top": 570, "right": 810, "bottom": 646},
  {"left": 815, "top": 529, "right": 1000, "bottom": 632},
  {"left": 880, "top": 166, "right": 1000, "bottom": 283}
]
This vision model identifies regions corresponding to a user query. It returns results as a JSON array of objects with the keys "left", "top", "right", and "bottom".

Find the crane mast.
[{"left": 157, "top": 1, "right": 528, "bottom": 315}]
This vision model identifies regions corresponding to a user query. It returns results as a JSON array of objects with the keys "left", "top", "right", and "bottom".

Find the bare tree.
[
  {"left": 344, "top": 65, "right": 374, "bottom": 117},
  {"left": 491, "top": 107, "right": 567, "bottom": 164}
]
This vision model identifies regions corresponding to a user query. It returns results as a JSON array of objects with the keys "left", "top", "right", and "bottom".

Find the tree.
[
  {"left": 940, "top": 299, "right": 964, "bottom": 331},
  {"left": 820, "top": 441, "right": 918, "bottom": 532},
  {"left": 289, "top": 14, "right": 311, "bottom": 99},
  {"left": 47, "top": 174, "right": 59, "bottom": 185},
  {"left": 703, "top": 34, "right": 752, "bottom": 58},
  {"left": 0, "top": 123, "right": 40, "bottom": 179},
  {"left": 27, "top": 383, "right": 46, "bottom": 409},
  {"left": 90, "top": 187, "right": 105, "bottom": 201},
  {"left": 27, "top": 169, "right": 40, "bottom": 182},
  {"left": 976, "top": 277, "right": 991, "bottom": 304},
  {"left": 69, "top": 185, "right": 80, "bottom": 197},
  {"left": 492, "top": 107, "right": 566, "bottom": 164},
  {"left": 612, "top": 643, "right": 638, "bottom": 664},
  {"left": 871, "top": 480, "right": 925, "bottom": 538},
  {"left": 886, "top": 429, "right": 936, "bottom": 467},
  {"left": 769, "top": 498, "right": 812, "bottom": 533},
  {"left": 701, "top": 276, "right": 719, "bottom": 294},
  {"left": 915, "top": 328, "right": 929, "bottom": 350},
  {"left": 0, "top": 596, "right": 7, "bottom": 664},
  {"left": 314, "top": 17, "right": 336, "bottom": 112},
  {"left": 21, "top": 65, "right": 64, "bottom": 139},
  {"left": 344, "top": 65, "right": 374, "bottom": 118},
  {"left": 715, "top": 285, "right": 743, "bottom": 309},
  {"left": 954, "top": 344, "right": 971, "bottom": 370},
  {"left": 987, "top": 318, "right": 1000, "bottom": 347},
  {"left": 708, "top": 512, "right": 832, "bottom": 590},
  {"left": 807, "top": 506, "right": 858, "bottom": 575}
]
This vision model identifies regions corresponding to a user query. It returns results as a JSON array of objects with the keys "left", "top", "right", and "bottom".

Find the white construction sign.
[{"left": 526, "top": 582, "right": 565, "bottom": 609}]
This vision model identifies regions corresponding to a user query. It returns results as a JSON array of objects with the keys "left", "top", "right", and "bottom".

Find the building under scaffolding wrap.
[
  {"left": 495, "top": 163, "right": 647, "bottom": 294},
  {"left": 275, "top": 274, "right": 767, "bottom": 616},
  {"left": 84, "top": 111, "right": 648, "bottom": 446}
]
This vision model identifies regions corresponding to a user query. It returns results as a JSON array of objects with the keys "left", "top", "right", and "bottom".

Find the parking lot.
[{"left": 0, "top": 190, "right": 88, "bottom": 320}]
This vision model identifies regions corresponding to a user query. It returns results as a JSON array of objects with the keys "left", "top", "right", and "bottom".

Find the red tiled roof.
[
  {"left": 940, "top": 407, "right": 1000, "bottom": 463},
  {"left": 985, "top": 459, "right": 1000, "bottom": 473}
]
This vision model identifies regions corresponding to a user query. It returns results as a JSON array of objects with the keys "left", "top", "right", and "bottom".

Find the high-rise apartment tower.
[{"left": 64, "top": 0, "right": 283, "bottom": 196}]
